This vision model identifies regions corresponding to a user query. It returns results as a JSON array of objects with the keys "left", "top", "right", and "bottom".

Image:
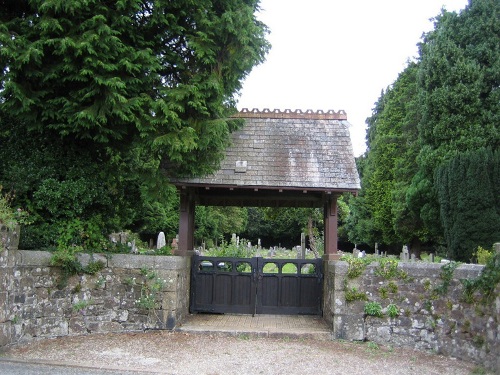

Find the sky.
[{"left": 237, "top": 0, "right": 469, "bottom": 156}]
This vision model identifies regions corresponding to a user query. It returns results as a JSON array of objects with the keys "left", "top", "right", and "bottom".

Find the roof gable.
[{"left": 172, "top": 109, "right": 360, "bottom": 192}]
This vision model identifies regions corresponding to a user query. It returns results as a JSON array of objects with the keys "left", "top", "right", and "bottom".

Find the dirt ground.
[{"left": 1, "top": 331, "right": 491, "bottom": 375}]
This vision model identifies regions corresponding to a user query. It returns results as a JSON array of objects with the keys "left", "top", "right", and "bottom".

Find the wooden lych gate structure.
[{"left": 170, "top": 108, "right": 360, "bottom": 260}]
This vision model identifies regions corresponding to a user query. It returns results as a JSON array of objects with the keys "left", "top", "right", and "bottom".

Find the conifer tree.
[
  {"left": 0, "top": 0, "right": 269, "bottom": 176},
  {"left": 435, "top": 148, "right": 500, "bottom": 261},
  {"left": 0, "top": 0, "right": 269, "bottom": 248}
]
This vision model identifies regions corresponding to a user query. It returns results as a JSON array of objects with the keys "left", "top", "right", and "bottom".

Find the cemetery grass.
[{"left": 2, "top": 330, "right": 486, "bottom": 375}]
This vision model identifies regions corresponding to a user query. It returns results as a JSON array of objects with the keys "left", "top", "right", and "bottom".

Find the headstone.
[
  {"left": 375, "top": 242, "right": 379, "bottom": 256},
  {"left": 171, "top": 236, "right": 178, "bottom": 251},
  {"left": 353, "top": 248, "right": 360, "bottom": 258},
  {"left": 400, "top": 245, "right": 409, "bottom": 262},
  {"left": 296, "top": 245, "right": 302, "bottom": 259},
  {"left": 411, "top": 253, "right": 416, "bottom": 262},
  {"left": 430, "top": 253, "right": 435, "bottom": 263},
  {"left": 109, "top": 231, "right": 128, "bottom": 244},
  {"left": 157, "top": 232, "right": 166, "bottom": 250},
  {"left": 231, "top": 233, "right": 237, "bottom": 244},
  {"left": 128, "top": 240, "right": 137, "bottom": 253},
  {"left": 301, "top": 233, "right": 306, "bottom": 259}
]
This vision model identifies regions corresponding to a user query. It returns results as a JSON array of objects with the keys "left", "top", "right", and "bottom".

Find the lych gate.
[{"left": 170, "top": 108, "right": 360, "bottom": 314}]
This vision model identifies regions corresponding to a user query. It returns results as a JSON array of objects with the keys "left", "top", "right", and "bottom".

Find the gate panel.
[
  {"left": 190, "top": 255, "right": 257, "bottom": 314},
  {"left": 190, "top": 255, "right": 323, "bottom": 315},
  {"left": 255, "top": 258, "right": 323, "bottom": 315}
]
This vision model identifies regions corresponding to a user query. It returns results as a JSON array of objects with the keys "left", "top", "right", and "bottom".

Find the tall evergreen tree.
[
  {"left": 409, "top": 0, "right": 500, "bottom": 242},
  {"left": 0, "top": 0, "right": 269, "bottom": 249},
  {"left": 346, "top": 63, "right": 421, "bottom": 250},
  {"left": 435, "top": 148, "right": 500, "bottom": 261},
  {"left": 347, "top": 0, "right": 500, "bottom": 259},
  {"left": 0, "top": 0, "right": 270, "bottom": 176}
]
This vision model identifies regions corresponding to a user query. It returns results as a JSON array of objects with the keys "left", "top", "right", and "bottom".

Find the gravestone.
[
  {"left": 301, "top": 233, "right": 306, "bottom": 259},
  {"left": 109, "top": 231, "right": 128, "bottom": 244},
  {"left": 400, "top": 245, "right": 409, "bottom": 262},
  {"left": 171, "top": 236, "right": 178, "bottom": 252},
  {"left": 128, "top": 240, "right": 137, "bottom": 253},
  {"left": 157, "top": 232, "right": 166, "bottom": 250}
]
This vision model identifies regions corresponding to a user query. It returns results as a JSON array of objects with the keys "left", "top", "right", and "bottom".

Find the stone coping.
[
  {"left": 11, "top": 250, "right": 189, "bottom": 270},
  {"left": 326, "top": 259, "right": 484, "bottom": 276}
]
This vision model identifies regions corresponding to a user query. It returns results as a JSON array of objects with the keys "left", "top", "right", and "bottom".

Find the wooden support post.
[
  {"left": 323, "top": 195, "right": 340, "bottom": 261},
  {"left": 176, "top": 190, "right": 195, "bottom": 256}
]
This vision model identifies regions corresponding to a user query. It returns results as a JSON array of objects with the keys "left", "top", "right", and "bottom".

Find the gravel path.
[{"left": 1, "top": 331, "right": 486, "bottom": 375}]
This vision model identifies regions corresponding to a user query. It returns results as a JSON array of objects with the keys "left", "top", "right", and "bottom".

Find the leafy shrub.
[
  {"left": 56, "top": 217, "right": 106, "bottom": 251},
  {"left": 364, "top": 301, "right": 383, "bottom": 317},
  {"left": 50, "top": 246, "right": 107, "bottom": 288},
  {"left": 50, "top": 245, "right": 85, "bottom": 288},
  {"left": 474, "top": 246, "right": 493, "bottom": 265},
  {"left": 433, "top": 261, "right": 460, "bottom": 296},
  {"left": 85, "top": 259, "right": 106, "bottom": 275},
  {"left": 206, "top": 237, "right": 251, "bottom": 258},
  {"left": 340, "top": 254, "right": 374, "bottom": 279},
  {"left": 375, "top": 258, "right": 400, "bottom": 279},
  {"left": 136, "top": 268, "right": 165, "bottom": 312},
  {"left": 461, "top": 251, "right": 500, "bottom": 304},
  {"left": 72, "top": 299, "right": 93, "bottom": 313},
  {"left": 0, "top": 189, "right": 30, "bottom": 230},
  {"left": 386, "top": 303, "right": 399, "bottom": 318},
  {"left": 50, "top": 246, "right": 84, "bottom": 273},
  {"left": 345, "top": 286, "right": 368, "bottom": 302}
]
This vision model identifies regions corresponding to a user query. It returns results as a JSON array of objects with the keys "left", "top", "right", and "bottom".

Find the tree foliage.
[
  {"left": 0, "top": 0, "right": 269, "bottom": 175},
  {"left": 435, "top": 148, "right": 500, "bottom": 261},
  {"left": 195, "top": 206, "right": 248, "bottom": 247},
  {"left": 347, "top": 63, "right": 421, "bottom": 249},
  {"left": 408, "top": 0, "right": 500, "bottom": 238},
  {"left": 0, "top": 0, "right": 269, "bottom": 249},
  {"left": 347, "top": 0, "right": 500, "bottom": 259}
]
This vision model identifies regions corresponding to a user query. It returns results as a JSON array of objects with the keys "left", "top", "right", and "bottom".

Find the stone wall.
[
  {"left": 0, "top": 249, "right": 190, "bottom": 347},
  {"left": 2, "top": 246, "right": 499, "bottom": 372},
  {"left": 323, "top": 260, "right": 499, "bottom": 372}
]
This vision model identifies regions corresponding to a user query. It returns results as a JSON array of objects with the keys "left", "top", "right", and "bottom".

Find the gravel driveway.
[{"left": 1, "top": 331, "right": 487, "bottom": 375}]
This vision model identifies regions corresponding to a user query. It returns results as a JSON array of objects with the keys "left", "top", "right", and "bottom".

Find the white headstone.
[{"left": 157, "top": 232, "right": 166, "bottom": 249}]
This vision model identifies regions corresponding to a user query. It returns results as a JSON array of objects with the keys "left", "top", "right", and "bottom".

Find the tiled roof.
[{"left": 173, "top": 109, "right": 361, "bottom": 192}]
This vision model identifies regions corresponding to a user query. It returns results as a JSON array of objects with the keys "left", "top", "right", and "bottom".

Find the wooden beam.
[
  {"left": 323, "top": 195, "right": 340, "bottom": 261},
  {"left": 176, "top": 190, "right": 195, "bottom": 256}
]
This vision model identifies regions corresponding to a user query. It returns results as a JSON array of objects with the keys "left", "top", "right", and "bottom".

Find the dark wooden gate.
[{"left": 190, "top": 255, "right": 323, "bottom": 315}]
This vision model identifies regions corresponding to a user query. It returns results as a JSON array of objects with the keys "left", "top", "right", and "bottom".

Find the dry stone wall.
[
  {"left": 0, "top": 249, "right": 190, "bottom": 347},
  {"left": 323, "top": 260, "right": 500, "bottom": 372}
]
